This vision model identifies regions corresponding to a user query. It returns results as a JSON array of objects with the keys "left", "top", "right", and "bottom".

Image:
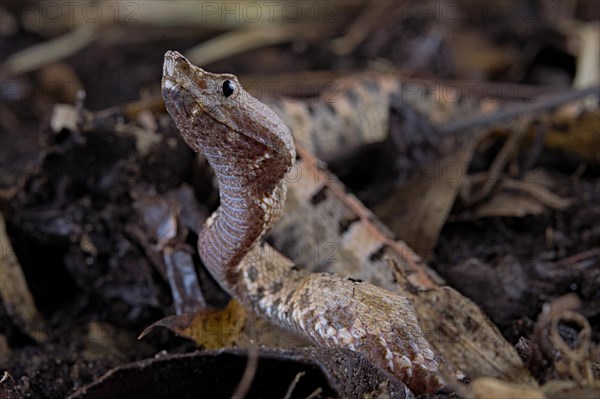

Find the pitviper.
[{"left": 161, "top": 50, "right": 445, "bottom": 394}]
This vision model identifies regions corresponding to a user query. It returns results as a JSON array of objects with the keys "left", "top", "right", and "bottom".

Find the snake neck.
[
  {"left": 159, "top": 50, "right": 295, "bottom": 297},
  {"left": 198, "top": 140, "right": 290, "bottom": 296}
]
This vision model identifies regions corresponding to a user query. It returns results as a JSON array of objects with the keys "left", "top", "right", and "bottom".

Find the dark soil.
[{"left": 1, "top": 1, "right": 598, "bottom": 398}]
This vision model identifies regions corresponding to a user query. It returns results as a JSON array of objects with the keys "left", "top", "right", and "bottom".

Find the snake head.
[{"left": 162, "top": 51, "right": 295, "bottom": 166}]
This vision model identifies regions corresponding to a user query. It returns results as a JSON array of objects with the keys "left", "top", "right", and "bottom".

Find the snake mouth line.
[{"left": 161, "top": 76, "right": 227, "bottom": 134}]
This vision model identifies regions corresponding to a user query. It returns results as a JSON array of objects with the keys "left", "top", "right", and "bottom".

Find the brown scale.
[
  {"left": 162, "top": 51, "right": 445, "bottom": 394},
  {"left": 269, "top": 73, "right": 400, "bottom": 155}
]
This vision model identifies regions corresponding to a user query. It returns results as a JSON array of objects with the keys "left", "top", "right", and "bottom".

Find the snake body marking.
[{"left": 161, "top": 51, "right": 445, "bottom": 394}]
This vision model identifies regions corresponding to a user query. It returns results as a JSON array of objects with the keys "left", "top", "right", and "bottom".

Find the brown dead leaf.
[
  {"left": 449, "top": 29, "right": 519, "bottom": 79},
  {"left": 0, "top": 214, "right": 47, "bottom": 344},
  {"left": 140, "top": 298, "right": 309, "bottom": 350},
  {"left": 542, "top": 380, "right": 600, "bottom": 399},
  {"left": 374, "top": 141, "right": 478, "bottom": 260},
  {"left": 140, "top": 300, "right": 248, "bottom": 349},
  {"left": 503, "top": 177, "right": 571, "bottom": 209},
  {"left": 545, "top": 110, "right": 600, "bottom": 164},
  {"left": 471, "top": 177, "right": 571, "bottom": 219},
  {"left": 472, "top": 191, "right": 546, "bottom": 218},
  {"left": 471, "top": 377, "right": 545, "bottom": 399}
]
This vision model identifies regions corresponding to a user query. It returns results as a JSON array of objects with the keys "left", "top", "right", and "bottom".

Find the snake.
[{"left": 161, "top": 50, "right": 445, "bottom": 394}]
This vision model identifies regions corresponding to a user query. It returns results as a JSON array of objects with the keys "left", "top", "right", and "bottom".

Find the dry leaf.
[
  {"left": 545, "top": 110, "right": 600, "bottom": 164},
  {"left": 471, "top": 178, "right": 571, "bottom": 219},
  {"left": 375, "top": 142, "right": 478, "bottom": 259},
  {"left": 140, "top": 300, "right": 248, "bottom": 349},
  {"left": 0, "top": 214, "right": 47, "bottom": 343},
  {"left": 471, "top": 377, "right": 545, "bottom": 399}
]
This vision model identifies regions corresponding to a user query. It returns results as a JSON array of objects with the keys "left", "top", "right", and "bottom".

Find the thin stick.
[
  {"left": 439, "top": 85, "right": 600, "bottom": 134},
  {"left": 552, "top": 248, "right": 600, "bottom": 267},
  {"left": 5, "top": 25, "right": 96, "bottom": 76},
  {"left": 283, "top": 371, "right": 306, "bottom": 399},
  {"left": 305, "top": 387, "right": 323, "bottom": 399},
  {"left": 231, "top": 344, "right": 260, "bottom": 399},
  {"left": 185, "top": 25, "right": 308, "bottom": 67}
]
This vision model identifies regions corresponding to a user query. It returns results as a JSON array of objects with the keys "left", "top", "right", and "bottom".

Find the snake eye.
[{"left": 222, "top": 80, "right": 235, "bottom": 97}]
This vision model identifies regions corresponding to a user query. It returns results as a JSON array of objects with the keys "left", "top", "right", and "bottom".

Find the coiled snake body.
[{"left": 162, "top": 51, "right": 444, "bottom": 394}]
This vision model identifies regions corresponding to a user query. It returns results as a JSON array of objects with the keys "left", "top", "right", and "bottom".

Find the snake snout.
[{"left": 163, "top": 50, "right": 190, "bottom": 78}]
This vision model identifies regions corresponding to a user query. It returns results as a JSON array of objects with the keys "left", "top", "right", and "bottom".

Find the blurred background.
[
  {"left": 0, "top": 1, "right": 599, "bottom": 398},
  {"left": 2, "top": 0, "right": 598, "bottom": 184}
]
